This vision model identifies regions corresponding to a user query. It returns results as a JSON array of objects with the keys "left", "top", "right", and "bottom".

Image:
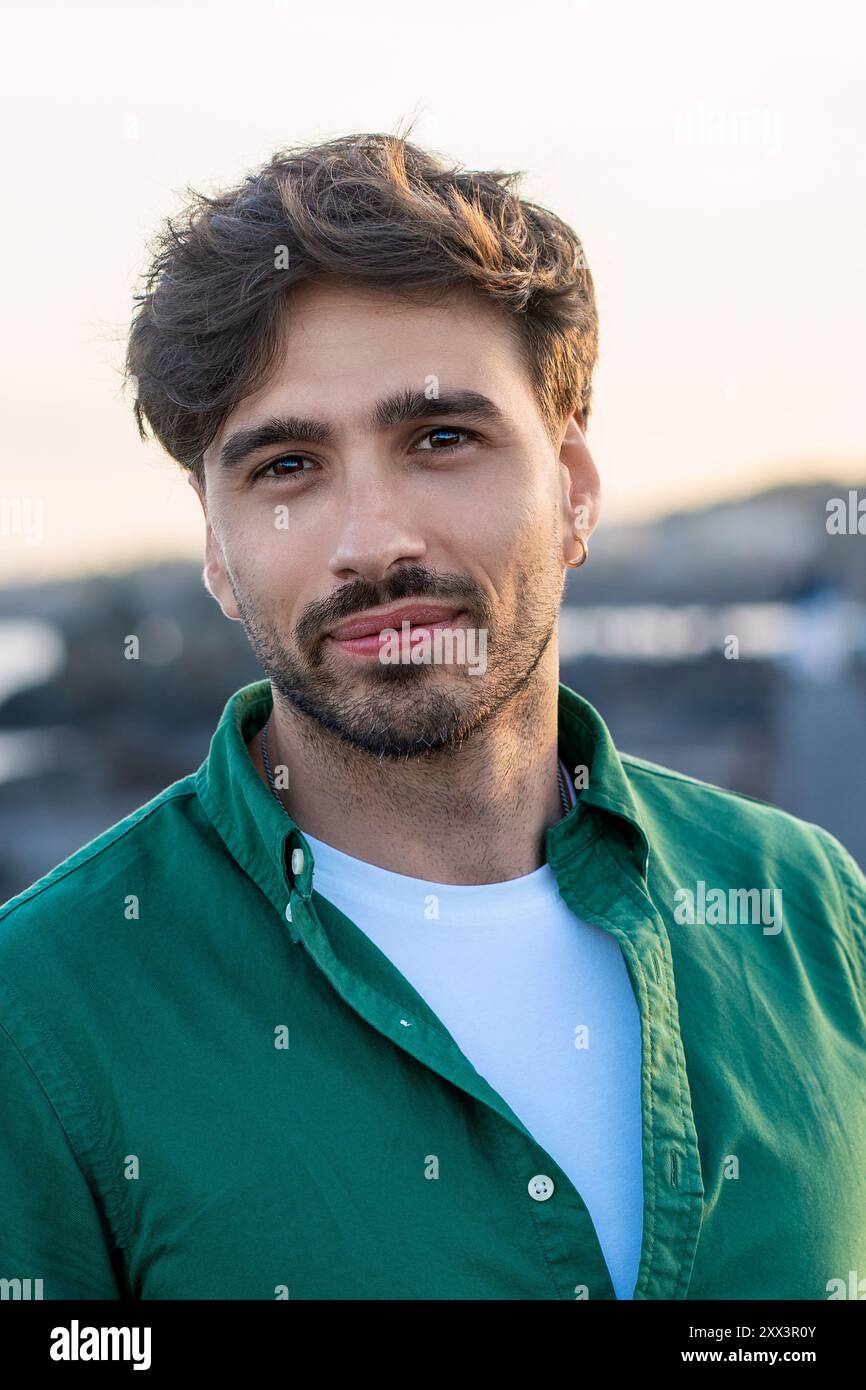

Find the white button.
[
  {"left": 285, "top": 902, "right": 293, "bottom": 923},
  {"left": 291, "top": 848, "right": 305, "bottom": 875},
  {"left": 528, "top": 1174, "right": 555, "bottom": 1201}
]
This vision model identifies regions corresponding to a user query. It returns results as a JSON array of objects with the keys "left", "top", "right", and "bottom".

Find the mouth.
[{"left": 325, "top": 603, "right": 469, "bottom": 658}]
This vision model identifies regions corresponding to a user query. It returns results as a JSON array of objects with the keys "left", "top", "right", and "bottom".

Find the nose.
[{"left": 327, "top": 480, "right": 428, "bottom": 583}]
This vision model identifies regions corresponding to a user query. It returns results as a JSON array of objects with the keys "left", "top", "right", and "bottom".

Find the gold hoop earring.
[{"left": 566, "top": 535, "right": 589, "bottom": 569}]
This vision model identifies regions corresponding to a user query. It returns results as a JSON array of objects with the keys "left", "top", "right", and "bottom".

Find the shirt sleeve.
[
  {"left": 814, "top": 825, "right": 866, "bottom": 1016},
  {"left": 0, "top": 1020, "right": 125, "bottom": 1299}
]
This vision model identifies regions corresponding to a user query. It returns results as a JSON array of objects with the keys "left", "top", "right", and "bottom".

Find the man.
[{"left": 1, "top": 131, "right": 864, "bottom": 1302}]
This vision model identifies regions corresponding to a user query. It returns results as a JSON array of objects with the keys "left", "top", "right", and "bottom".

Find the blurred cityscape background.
[{"left": 1, "top": 476, "right": 863, "bottom": 903}]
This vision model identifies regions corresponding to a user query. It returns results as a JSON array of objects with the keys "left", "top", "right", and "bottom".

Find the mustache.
[{"left": 294, "top": 565, "right": 491, "bottom": 649}]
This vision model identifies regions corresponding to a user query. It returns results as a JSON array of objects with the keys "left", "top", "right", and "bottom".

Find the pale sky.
[{"left": 1, "top": 0, "right": 863, "bottom": 585}]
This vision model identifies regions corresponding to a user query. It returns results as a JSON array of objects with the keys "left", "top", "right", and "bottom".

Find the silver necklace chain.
[{"left": 260, "top": 718, "right": 573, "bottom": 819}]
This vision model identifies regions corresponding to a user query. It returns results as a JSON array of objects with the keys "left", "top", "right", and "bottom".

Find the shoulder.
[
  {"left": 0, "top": 775, "right": 202, "bottom": 963},
  {"left": 621, "top": 747, "right": 844, "bottom": 855},
  {"left": 619, "top": 749, "right": 866, "bottom": 951}
]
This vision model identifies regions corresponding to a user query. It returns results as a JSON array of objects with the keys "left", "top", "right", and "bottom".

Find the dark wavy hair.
[{"left": 125, "top": 127, "right": 599, "bottom": 488}]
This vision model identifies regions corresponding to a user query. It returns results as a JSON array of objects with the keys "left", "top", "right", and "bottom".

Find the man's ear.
[
  {"left": 201, "top": 519, "right": 242, "bottom": 621},
  {"left": 187, "top": 469, "right": 242, "bottom": 621},
  {"left": 558, "top": 409, "right": 601, "bottom": 560}
]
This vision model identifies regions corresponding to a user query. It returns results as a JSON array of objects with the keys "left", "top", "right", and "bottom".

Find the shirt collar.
[
  {"left": 195, "top": 678, "right": 650, "bottom": 905},
  {"left": 551, "top": 680, "right": 651, "bottom": 881}
]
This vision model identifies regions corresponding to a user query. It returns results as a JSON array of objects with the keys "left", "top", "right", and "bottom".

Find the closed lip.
[{"left": 327, "top": 603, "right": 466, "bottom": 641}]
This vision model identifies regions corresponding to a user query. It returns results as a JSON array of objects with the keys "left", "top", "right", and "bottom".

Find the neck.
[{"left": 247, "top": 648, "right": 566, "bottom": 885}]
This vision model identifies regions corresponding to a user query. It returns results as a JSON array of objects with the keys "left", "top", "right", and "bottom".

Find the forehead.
[
  {"left": 279, "top": 273, "right": 519, "bottom": 348},
  {"left": 208, "top": 277, "right": 530, "bottom": 452}
]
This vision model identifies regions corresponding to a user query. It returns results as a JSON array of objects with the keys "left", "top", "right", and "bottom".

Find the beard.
[{"left": 227, "top": 538, "right": 564, "bottom": 762}]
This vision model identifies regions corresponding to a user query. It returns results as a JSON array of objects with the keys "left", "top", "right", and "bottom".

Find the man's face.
[{"left": 195, "top": 277, "right": 598, "bottom": 759}]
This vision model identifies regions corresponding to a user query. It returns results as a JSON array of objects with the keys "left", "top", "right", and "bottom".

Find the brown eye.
[
  {"left": 253, "top": 456, "right": 314, "bottom": 482},
  {"left": 416, "top": 428, "right": 476, "bottom": 453}
]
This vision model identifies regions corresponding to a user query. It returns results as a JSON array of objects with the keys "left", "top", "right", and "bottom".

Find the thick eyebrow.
[{"left": 216, "top": 388, "right": 512, "bottom": 472}]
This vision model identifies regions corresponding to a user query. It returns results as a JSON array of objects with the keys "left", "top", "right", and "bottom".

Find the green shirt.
[{"left": 1, "top": 678, "right": 864, "bottom": 1301}]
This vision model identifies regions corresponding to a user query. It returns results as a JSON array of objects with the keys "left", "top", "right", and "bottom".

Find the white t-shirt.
[{"left": 300, "top": 762, "right": 644, "bottom": 1299}]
